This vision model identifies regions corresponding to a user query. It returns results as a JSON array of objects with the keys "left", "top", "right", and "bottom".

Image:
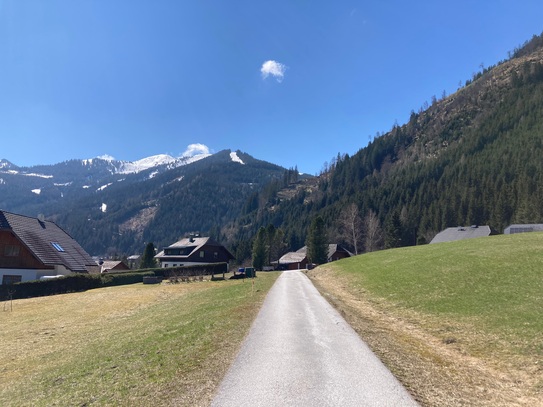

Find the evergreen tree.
[
  {"left": 140, "top": 242, "right": 157, "bottom": 269},
  {"left": 265, "top": 224, "right": 287, "bottom": 266},
  {"left": 385, "top": 211, "right": 403, "bottom": 249},
  {"left": 306, "top": 216, "right": 328, "bottom": 264},
  {"left": 252, "top": 227, "right": 267, "bottom": 270}
]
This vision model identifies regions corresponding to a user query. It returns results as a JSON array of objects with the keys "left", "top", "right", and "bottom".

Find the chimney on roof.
[
  {"left": 188, "top": 233, "right": 200, "bottom": 243},
  {"left": 37, "top": 214, "right": 46, "bottom": 228}
]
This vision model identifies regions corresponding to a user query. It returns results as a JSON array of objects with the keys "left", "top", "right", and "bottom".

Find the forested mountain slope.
[
  {"left": 55, "top": 150, "right": 287, "bottom": 256},
  {"left": 231, "top": 33, "right": 543, "bottom": 256}
]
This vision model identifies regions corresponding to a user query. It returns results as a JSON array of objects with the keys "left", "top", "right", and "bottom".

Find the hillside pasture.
[
  {"left": 0, "top": 273, "right": 279, "bottom": 407},
  {"left": 309, "top": 233, "right": 543, "bottom": 406}
]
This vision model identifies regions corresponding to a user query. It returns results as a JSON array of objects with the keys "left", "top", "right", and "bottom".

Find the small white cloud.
[
  {"left": 181, "top": 143, "right": 210, "bottom": 158},
  {"left": 261, "top": 60, "right": 287, "bottom": 82}
]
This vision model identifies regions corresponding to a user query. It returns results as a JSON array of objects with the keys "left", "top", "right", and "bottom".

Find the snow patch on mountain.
[
  {"left": 0, "top": 168, "right": 53, "bottom": 178},
  {"left": 230, "top": 152, "right": 245, "bottom": 165},
  {"left": 0, "top": 160, "right": 11, "bottom": 169},
  {"left": 97, "top": 183, "right": 112, "bottom": 191},
  {"left": 101, "top": 203, "right": 107, "bottom": 213},
  {"left": 31, "top": 188, "right": 41, "bottom": 195},
  {"left": 23, "top": 172, "right": 54, "bottom": 179}
]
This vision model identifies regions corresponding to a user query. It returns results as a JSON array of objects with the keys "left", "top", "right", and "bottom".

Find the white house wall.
[
  {"left": 0, "top": 268, "right": 71, "bottom": 284},
  {"left": 160, "top": 261, "right": 229, "bottom": 271}
]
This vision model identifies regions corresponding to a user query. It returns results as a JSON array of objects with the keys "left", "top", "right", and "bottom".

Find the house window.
[
  {"left": 2, "top": 275, "right": 22, "bottom": 285},
  {"left": 200, "top": 251, "right": 205, "bottom": 258},
  {"left": 4, "top": 245, "right": 20, "bottom": 257},
  {"left": 51, "top": 242, "right": 65, "bottom": 252}
]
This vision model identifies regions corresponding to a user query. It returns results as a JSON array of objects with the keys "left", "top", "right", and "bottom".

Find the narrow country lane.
[{"left": 211, "top": 270, "right": 419, "bottom": 407}]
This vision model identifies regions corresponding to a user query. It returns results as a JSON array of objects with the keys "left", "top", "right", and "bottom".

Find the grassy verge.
[
  {"left": 0, "top": 273, "right": 279, "bottom": 407},
  {"left": 308, "top": 233, "right": 543, "bottom": 406}
]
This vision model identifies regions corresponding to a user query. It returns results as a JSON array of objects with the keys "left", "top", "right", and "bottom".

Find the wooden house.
[
  {"left": 0, "top": 210, "right": 99, "bottom": 285},
  {"left": 154, "top": 235, "right": 234, "bottom": 269},
  {"left": 278, "top": 244, "right": 352, "bottom": 270}
]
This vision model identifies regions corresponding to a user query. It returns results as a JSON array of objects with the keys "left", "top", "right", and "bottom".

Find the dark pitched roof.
[
  {"left": 296, "top": 244, "right": 353, "bottom": 260},
  {"left": 0, "top": 210, "right": 96, "bottom": 272}
]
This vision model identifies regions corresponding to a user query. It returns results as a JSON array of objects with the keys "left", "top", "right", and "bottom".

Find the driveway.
[{"left": 211, "top": 270, "right": 419, "bottom": 406}]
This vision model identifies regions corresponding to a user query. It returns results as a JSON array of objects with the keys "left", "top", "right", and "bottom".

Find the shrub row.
[
  {"left": 149, "top": 262, "right": 229, "bottom": 278},
  {"left": 0, "top": 271, "right": 156, "bottom": 300}
]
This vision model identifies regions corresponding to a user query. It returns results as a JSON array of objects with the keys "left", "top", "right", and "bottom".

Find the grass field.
[
  {"left": 309, "top": 233, "right": 543, "bottom": 406},
  {"left": 0, "top": 273, "right": 279, "bottom": 407}
]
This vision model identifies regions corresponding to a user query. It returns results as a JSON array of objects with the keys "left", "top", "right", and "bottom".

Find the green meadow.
[{"left": 335, "top": 233, "right": 543, "bottom": 357}]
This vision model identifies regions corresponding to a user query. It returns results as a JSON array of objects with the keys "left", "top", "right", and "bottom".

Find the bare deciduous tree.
[
  {"left": 338, "top": 203, "right": 363, "bottom": 255},
  {"left": 364, "top": 210, "right": 383, "bottom": 253}
]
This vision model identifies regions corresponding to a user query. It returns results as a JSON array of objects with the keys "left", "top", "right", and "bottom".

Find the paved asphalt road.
[{"left": 211, "top": 270, "right": 419, "bottom": 407}]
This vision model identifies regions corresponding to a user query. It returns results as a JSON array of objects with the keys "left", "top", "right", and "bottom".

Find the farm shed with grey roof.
[
  {"left": 504, "top": 224, "right": 543, "bottom": 234},
  {"left": 430, "top": 225, "right": 492, "bottom": 244}
]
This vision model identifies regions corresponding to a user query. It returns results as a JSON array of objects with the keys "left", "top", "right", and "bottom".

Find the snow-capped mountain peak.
[
  {"left": 89, "top": 144, "right": 213, "bottom": 175},
  {"left": 117, "top": 154, "right": 177, "bottom": 174}
]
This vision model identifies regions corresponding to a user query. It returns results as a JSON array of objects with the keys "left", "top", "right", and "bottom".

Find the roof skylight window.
[{"left": 51, "top": 242, "right": 65, "bottom": 252}]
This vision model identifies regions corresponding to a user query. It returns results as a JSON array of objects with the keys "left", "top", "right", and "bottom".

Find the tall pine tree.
[
  {"left": 252, "top": 227, "right": 267, "bottom": 270},
  {"left": 140, "top": 242, "right": 157, "bottom": 269},
  {"left": 306, "top": 216, "right": 328, "bottom": 265}
]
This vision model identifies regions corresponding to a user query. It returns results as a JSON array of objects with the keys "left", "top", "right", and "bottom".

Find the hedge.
[
  {"left": 0, "top": 271, "right": 156, "bottom": 300},
  {"left": 152, "top": 262, "right": 229, "bottom": 278},
  {"left": 0, "top": 263, "right": 230, "bottom": 300}
]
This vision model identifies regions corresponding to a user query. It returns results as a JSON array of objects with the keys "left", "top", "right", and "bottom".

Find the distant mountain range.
[{"left": 0, "top": 150, "right": 288, "bottom": 256}]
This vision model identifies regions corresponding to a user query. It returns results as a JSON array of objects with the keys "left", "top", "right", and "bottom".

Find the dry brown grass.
[
  {"left": 0, "top": 274, "right": 279, "bottom": 406},
  {"left": 308, "top": 266, "right": 543, "bottom": 407}
]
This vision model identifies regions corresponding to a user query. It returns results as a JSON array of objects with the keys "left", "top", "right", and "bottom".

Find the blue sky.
[{"left": 1, "top": 1, "right": 543, "bottom": 175}]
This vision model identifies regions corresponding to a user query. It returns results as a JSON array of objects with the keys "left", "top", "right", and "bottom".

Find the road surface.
[{"left": 211, "top": 270, "right": 419, "bottom": 406}]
